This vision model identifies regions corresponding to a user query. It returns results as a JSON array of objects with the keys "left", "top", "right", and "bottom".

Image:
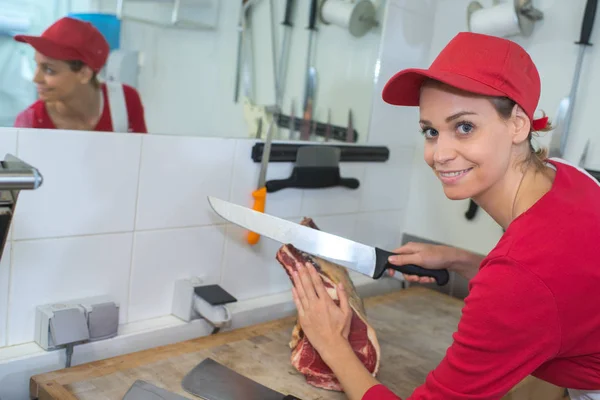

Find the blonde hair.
[{"left": 489, "top": 97, "right": 552, "bottom": 171}]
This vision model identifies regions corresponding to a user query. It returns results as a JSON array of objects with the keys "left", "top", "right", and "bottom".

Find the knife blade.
[{"left": 208, "top": 196, "right": 449, "bottom": 285}]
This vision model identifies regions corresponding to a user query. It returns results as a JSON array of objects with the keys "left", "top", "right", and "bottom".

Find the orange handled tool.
[
  {"left": 247, "top": 119, "right": 275, "bottom": 245},
  {"left": 247, "top": 186, "right": 267, "bottom": 244}
]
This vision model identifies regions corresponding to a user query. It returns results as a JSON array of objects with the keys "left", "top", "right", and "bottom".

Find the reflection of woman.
[
  {"left": 290, "top": 32, "right": 600, "bottom": 399},
  {"left": 13, "top": 17, "right": 147, "bottom": 133}
]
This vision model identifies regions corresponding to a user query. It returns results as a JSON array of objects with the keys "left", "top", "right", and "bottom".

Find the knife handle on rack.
[
  {"left": 373, "top": 248, "right": 450, "bottom": 286},
  {"left": 247, "top": 186, "right": 267, "bottom": 245}
]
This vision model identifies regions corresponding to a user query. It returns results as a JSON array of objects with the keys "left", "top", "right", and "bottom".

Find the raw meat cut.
[{"left": 275, "top": 217, "right": 381, "bottom": 391}]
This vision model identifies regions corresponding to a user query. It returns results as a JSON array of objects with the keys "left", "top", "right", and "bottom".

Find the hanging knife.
[
  {"left": 276, "top": 0, "right": 296, "bottom": 108},
  {"left": 324, "top": 108, "right": 332, "bottom": 142},
  {"left": 209, "top": 196, "right": 449, "bottom": 285},
  {"left": 346, "top": 109, "right": 354, "bottom": 143},
  {"left": 247, "top": 119, "right": 275, "bottom": 245},
  {"left": 301, "top": 0, "right": 318, "bottom": 141}
]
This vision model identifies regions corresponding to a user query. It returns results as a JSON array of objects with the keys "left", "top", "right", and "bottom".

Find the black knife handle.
[
  {"left": 283, "top": 396, "right": 302, "bottom": 400},
  {"left": 308, "top": 0, "right": 318, "bottom": 30},
  {"left": 283, "top": 0, "right": 295, "bottom": 26},
  {"left": 374, "top": 248, "right": 450, "bottom": 286},
  {"left": 577, "top": 0, "right": 598, "bottom": 45}
]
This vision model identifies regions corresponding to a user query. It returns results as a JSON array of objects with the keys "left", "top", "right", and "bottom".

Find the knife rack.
[
  {"left": 251, "top": 143, "right": 390, "bottom": 163},
  {"left": 266, "top": 166, "right": 360, "bottom": 192},
  {"left": 265, "top": 146, "right": 360, "bottom": 192}
]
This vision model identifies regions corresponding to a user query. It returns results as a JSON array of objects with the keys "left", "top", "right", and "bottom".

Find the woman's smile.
[{"left": 436, "top": 167, "right": 473, "bottom": 184}]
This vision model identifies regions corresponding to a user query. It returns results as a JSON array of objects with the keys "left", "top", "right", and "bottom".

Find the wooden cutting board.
[{"left": 30, "top": 287, "right": 566, "bottom": 400}]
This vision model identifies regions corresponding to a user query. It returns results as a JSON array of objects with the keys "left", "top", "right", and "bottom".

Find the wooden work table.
[{"left": 30, "top": 287, "right": 566, "bottom": 400}]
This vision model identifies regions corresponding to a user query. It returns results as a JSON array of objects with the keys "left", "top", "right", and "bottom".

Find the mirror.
[{"left": 0, "top": 0, "right": 386, "bottom": 143}]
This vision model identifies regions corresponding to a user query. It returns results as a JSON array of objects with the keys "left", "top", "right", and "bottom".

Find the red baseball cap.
[
  {"left": 14, "top": 17, "right": 110, "bottom": 72},
  {"left": 382, "top": 32, "right": 547, "bottom": 129}
]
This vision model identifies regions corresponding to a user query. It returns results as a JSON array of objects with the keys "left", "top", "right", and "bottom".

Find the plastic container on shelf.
[{"left": 67, "top": 12, "right": 120, "bottom": 50}]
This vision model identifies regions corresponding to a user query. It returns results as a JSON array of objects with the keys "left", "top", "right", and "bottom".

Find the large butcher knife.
[
  {"left": 207, "top": 196, "right": 449, "bottom": 285},
  {"left": 182, "top": 358, "right": 301, "bottom": 400}
]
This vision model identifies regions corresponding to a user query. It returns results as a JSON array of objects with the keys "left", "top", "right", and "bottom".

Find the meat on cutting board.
[{"left": 275, "top": 217, "right": 381, "bottom": 391}]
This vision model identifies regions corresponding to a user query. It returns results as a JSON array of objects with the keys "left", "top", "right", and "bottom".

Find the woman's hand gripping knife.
[
  {"left": 290, "top": 261, "right": 382, "bottom": 400},
  {"left": 387, "top": 242, "right": 485, "bottom": 282}
]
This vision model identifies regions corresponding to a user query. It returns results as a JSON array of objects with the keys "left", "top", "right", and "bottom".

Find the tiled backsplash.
[{"left": 0, "top": 127, "right": 412, "bottom": 347}]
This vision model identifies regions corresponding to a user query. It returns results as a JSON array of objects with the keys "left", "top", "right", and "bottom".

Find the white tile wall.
[
  {"left": 8, "top": 233, "right": 133, "bottom": 345},
  {"left": 135, "top": 135, "right": 236, "bottom": 230},
  {"left": 0, "top": 128, "right": 18, "bottom": 156},
  {"left": 299, "top": 163, "right": 366, "bottom": 216},
  {"left": 355, "top": 211, "right": 405, "bottom": 251},
  {"left": 13, "top": 129, "right": 142, "bottom": 240},
  {"left": 0, "top": 0, "right": 433, "bottom": 349},
  {"left": 0, "top": 242, "right": 11, "bottom": 347},
  {"left": 219, "top": 223, "right": 293, "bottom": 301},
  {"left": 0, "top": 131, "right": 413, "bottom": 346},
  {"left": 228, "top": 140, "right": 302, "bottom": 219},
  {"left": 129, "top": 225, "right": 227, "bottom": 322},
  {"left": 359, "top": 146, "right": 415, "bottom": 212}
]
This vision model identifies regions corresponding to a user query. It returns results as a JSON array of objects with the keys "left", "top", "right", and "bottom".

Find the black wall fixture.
[
  {"left": 465, "top": 200, "right": 479, "bottom": 221},
  {"left": 251, "top": 143, "right": 390, "bottom": 163}
]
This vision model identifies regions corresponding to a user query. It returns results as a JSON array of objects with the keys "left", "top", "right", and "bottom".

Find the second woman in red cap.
[{"left": 13, "top": 17, "right": 147, "bottom": 134}]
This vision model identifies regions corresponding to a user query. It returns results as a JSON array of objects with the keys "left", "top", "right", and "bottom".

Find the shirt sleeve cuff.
[{"left": 362, "top": 384, "right": 401, "bottom": 400}]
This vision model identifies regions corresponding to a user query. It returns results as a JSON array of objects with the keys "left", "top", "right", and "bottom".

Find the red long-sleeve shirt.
[
  {"left": 363, "top": 158, "right": 600, "bottom": 399},
  {"left": 14, "top": 82, "right": 147, "bottom": 133}
]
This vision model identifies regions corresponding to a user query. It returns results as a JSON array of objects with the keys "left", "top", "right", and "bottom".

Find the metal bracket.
[
  {"left": 467, "top": 0, "right": 544, "bottom": 37},
  {"left": 116, "top": 0, "right": 220, "bottom": 30}
]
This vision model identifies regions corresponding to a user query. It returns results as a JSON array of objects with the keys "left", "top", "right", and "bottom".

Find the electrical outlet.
[
  {"left": 35, "top": 295, "right": 120, "bottom": 351},
  {"left": 172, "top": 276, "right": 205, "bottom": 322},
  {"left": 171, "top": 277, "right": 235, "bottom": 328}
]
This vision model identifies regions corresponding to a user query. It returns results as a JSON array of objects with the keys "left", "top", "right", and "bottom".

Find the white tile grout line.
[{"left": 126, "top": 136, "right": 146, "bottom": 324}]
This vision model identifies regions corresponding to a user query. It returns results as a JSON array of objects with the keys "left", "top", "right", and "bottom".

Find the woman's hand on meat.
[{"left": 291, "top": 262, "right": 352, "bottom": 359}]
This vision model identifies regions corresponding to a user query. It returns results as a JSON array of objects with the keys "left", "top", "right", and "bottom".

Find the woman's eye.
[
  {"left": 421, "top": 128, "right": 438, "bottom": 139},
  {"left": 457, "top": 123, "right": 473, "bottom": 135}
]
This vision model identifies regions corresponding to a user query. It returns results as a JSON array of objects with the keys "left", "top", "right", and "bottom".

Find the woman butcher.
[{"left": 289, "top": 32, "right": 600, "bottom": 399}]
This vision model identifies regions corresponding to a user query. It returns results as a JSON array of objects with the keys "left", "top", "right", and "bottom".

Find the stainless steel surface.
[
  {"left": 269, "top": 0, "right": 280, "bottom": 109},
  {"left": 346, "top": 109, "right": 354, "bottom": 143},
  {"left": 0, "top": 154, "right": 43, "bottom": 269},
  {"left": 549, "top": 45, "right": 587, "bottom": 158},
  {"left": 295, "top": 146, "right": 340, "bottom": 167},
  {"left": 257, "top": 120, "right": 275, "bottom": 188},
  {"left": 0, "top": 154, "right": 43, "bottom": 190},
  {"left": 277, "top": 25, "right": 292, "bottom": 108},
  {"left": 288, "top": 99, "right": 296, "bottom": 140},
  {"left": 325, "top": 108, "right": 332, "bottom": 141},
  {"left": 300, "top": 66, "right": 316, "bottom": 141},
  {"left": 302, "top": 33, "right": 316, "bottom": 113},
  {"left": 182, "top": 358, "right": 287, "bottom": 400},
  {"left": 208, "top": 196, "right": 377, "bottom": 277},
  {"left": 233, "top": 2, "right": 245, "bottom": 103}
]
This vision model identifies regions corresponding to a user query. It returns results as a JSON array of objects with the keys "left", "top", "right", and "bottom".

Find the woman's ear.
[
  {"left": 511, "top": 104, "right": 530, "bottom": 145},
  {"left": 78, "top": 65, "right": 94, "bottom": 85}
]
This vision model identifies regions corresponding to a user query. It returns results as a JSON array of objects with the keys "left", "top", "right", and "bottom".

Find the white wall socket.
[
  {"left": 172, "top": 276, "right": 205, "bottom": 322},
  {"left": 35, "top": 295, "right": 120, "bottom": 351}
]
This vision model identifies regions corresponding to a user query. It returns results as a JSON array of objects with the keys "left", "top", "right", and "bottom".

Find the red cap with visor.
[
  {"left": 14, "top": 17, "right": 110, "bottom": 73},
  {"left": 382, "top": 32, "right": 548, "bottom": 130}
]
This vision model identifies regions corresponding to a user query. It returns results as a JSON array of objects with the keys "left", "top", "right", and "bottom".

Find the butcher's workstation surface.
[{"left": 29, "top": 287, "right": 565, "bottom": 400}]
